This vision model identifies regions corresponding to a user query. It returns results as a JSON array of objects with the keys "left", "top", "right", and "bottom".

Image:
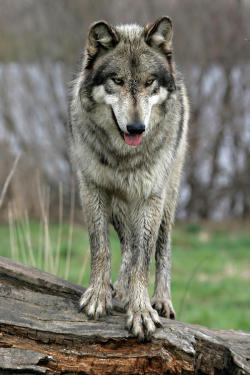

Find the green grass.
[{"left": 1, "top": 220, "right": 250, "bottom": 332}]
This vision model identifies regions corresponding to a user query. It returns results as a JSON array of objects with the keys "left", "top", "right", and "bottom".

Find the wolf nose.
[{"left": 127, "top": 122, "right": 145, "bottom": 134}]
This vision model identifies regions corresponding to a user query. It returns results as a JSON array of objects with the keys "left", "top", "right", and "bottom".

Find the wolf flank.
[{"left": 69, "top": 16, "right": 189, "bottom": 340}]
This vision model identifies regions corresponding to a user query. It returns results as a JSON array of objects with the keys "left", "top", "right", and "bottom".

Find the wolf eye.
[
  {"left": 112, "top": 77, "right": 124, "bottom": 86},
  {"left": 145, "top": 79, "right": 155, "bottom": 87}
]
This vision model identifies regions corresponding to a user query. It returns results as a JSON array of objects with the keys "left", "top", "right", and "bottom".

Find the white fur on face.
[
  {"left": 92, "top": 85, "right": 130, "bottom": 132},
  {"left": 141, "top": 87, "right": 168, "bottom": 129},
  {"left": 92, "top": 85, "right": 168, "bottom": 133}
]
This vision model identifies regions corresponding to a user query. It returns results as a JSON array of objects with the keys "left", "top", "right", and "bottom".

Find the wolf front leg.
[
  {"left": 111, "top": 199, "right": 132, "bottom": 303},
  {"left": 126, "top": 196, "right": 164, "bottom": 341},
  {"left": 151, "top": 209, "right": 176, "bottom": 319},
  {"left": 78, "top": 182, "right": 112, "bottom": 319}
]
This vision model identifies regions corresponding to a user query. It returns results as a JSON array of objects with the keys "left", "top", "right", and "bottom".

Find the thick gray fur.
[{"left": 68, "top": 16, "right": 189, "bottom": 341}]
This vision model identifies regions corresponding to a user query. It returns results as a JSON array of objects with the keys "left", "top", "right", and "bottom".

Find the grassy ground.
[{"left": 0, "top": 220, "right": 250, "bottom": 332}]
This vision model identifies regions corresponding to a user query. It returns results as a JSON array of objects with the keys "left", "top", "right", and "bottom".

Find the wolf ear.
[
  {"left": 145, "top": 16, "right": 173, "bottom": 47},
  {"left": 145, "top": 16, "right": 174, "bottom": 73},
  {"left": 85, "top": 21, "right": 119, "bottom": 68}
]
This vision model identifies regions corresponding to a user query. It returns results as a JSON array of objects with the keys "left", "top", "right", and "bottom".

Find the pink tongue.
[{"left": 124, "top": 133, "right": 143, "bottom": 146}]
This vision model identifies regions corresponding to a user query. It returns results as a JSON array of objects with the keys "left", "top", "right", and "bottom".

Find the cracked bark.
[{"left": 0, "top": 256, "right": 249, "bottom": 375}]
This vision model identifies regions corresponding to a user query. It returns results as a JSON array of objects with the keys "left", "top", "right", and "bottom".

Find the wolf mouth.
[
  {"left": 124, "top": 133, "right": 143, "bottom": 146},
  {"left": 111, "top": 108, "right": 143, "bottom": 147}
]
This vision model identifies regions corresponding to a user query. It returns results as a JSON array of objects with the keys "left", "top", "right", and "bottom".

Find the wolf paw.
[
  {"left": 79, "top": 284, "right": 113, "bottom": 319},
  {"left": 151, "top": 295, "right": 175, "bottom": 319},
  {"left": 126, "top": 305, "right": 162, "bottom": 341}
]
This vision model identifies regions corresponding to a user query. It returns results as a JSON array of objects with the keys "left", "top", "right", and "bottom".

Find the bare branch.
[{"left": 0, "top": 154, "right": 21, "bottom": 210}]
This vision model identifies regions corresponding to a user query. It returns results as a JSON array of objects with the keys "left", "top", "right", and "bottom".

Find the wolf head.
[{"left": 81, "top": 17, "right": 176, "bottom": 147}]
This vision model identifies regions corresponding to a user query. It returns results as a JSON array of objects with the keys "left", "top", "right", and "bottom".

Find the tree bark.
[{"left": 0, "top": 256, "right": 249, "bottom": 375}]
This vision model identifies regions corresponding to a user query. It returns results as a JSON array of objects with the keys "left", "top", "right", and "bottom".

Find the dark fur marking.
[
  {"left": 90, "top": 121, "right": 111, "bottom": 146},
  {"left": 68, "top": 118, "right": 73, "bottom": 136},
  {"left": 99, "top": 154, "right": 112, "bottom": 167},
  {"left": 81, "top": 73, "right": 96, "bottom": 105},
  {"left": 130, "top": 56, "right": 138, "bottom": 68},
  {"left": 129, "top": 80, "right": 138, "bottom": 103},
  {"left": 81, "top": 115, "right": 136, "bottom": 166},
  {"left": 111, "top": 108, "right": 124, "bottom": 140},
  {"left": 160, "top": 101, "right": 167, "bottom": 117},
  {"left": 81, "top": 118, "right": 110, "bottom": 150},
  {"left": 90, "top": 54, "right": 121, "bottom": 87},
  {"left": 104, "top": 183, "right": 129, "bottom": 202},
  {"left": 92, "top": 59, "right": 112, "bottom": 86},
  {"left": 81, "top": 129, "right": 115, "bottom": 169},
  {"left": 152, "top": 86, "right": 160, "bottom": 95},
  {"left": 117, "top": 158, "right": 150, "bottom": 173},
  {"left": 174, "top": 95, "right": 184, "bottom": 153},
  {"left": 112, "top": 216, "right": 125, "bottom": 243},
  {"left": 85, "top": 53, "right": 98, "bottom": 70},
  {"left": 157, "top": 69, "right": 176, "bottom": 92},
  {"left": 145, "top": 57, "right": 176, "bottom": 93}
]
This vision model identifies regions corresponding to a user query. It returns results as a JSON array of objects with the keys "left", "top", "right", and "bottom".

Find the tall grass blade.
[
  {"left": 23, "top": 210, "right": 36, "bottom": 267},
  {"left": 0, "top": 154, "right": 21, "bottom": 209},
  {"left": 8, "top": 205, "right": 18, "bottom": 261},
  {"left": 65, "top": 178, "right": 75, "bottom": 281},
  {"left": 77, "top": 248, "right": 89, "bottom": 285},
  {"left": 55, "top": 182, "right": 63, "bottom": 275}
]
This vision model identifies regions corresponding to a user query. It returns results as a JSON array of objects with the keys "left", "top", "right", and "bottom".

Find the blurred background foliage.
[
  {"left": 0, "top": 0, "right": 250, "bottom": 220},
  {"left": 0, "top": 0, "right": 250, "bottom": 330}
]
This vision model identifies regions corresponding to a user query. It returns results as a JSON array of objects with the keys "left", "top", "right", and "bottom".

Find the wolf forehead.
[
  {"left": 99, "top": 25, "right": 152, "bottom": 71},
  {"left": 84, "top": 17, "right": 175, "bottom": 76},
  {"left": 115, "top": 24, "right": 147, "bottom": 45}
]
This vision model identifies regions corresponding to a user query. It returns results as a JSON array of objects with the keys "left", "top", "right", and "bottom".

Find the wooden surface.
[{"left": 0, "top": 256, "right": 249, "bottom": 374}]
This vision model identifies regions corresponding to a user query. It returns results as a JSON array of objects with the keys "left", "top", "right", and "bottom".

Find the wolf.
[{"left": 69, "top": 16, "right": 189, "bottom": 340}]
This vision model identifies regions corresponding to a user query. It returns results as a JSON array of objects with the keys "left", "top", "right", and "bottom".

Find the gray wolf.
[{"left": 69, "top": 16, "right": 189, "bottom": 340}]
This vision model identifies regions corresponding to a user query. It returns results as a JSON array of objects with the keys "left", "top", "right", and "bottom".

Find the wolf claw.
[
  {"left": 126, "top": 306, "right": 162, "bottom": 341},
  {"left": 79, "top": 284, "right": 113, "bottom": 319},
  {"left": 151, "top": 296, "right": 176, "bottom": 319}
]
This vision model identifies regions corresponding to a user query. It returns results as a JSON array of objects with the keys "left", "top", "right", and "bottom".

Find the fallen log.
[{"left": 0, "top": 256, "right": 249, "bottom": 374}]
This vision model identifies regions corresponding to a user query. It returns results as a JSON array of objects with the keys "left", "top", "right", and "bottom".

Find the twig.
[
  {"left": 37, "top": 176, "right": 53, "bottom": 274},
  {"left": 24, "top": 210, "right": 36, "bottom": 268},
  {"left": 0, "top": 154, "right": 21, "bottom": 209},
  {"left": 55, "top": 182, "right": 63, "bottom": 275},
  {"left": 37, "top": 219, "right": 44, "bottom": 269},
  {"left": 12, "top": 201, "right": 28, "bottom": 265},
  {"left": 8, "top": 204, "right": 18, "bottom": 261},
  {"left": 15, "top": 218, "right": 28, "bottom": 265},
  {"left": 65, "top": 178, "right": 75, "bottom": 281}
]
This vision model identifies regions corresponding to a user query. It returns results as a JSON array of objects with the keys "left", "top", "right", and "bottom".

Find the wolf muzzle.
[{"left": 124, "top": 122, "right": 145, "bottom": 146}]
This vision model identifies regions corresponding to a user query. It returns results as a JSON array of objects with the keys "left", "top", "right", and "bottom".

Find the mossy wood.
[{"left": 0, "top": 256, "right": 249, "bottom": 374}]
